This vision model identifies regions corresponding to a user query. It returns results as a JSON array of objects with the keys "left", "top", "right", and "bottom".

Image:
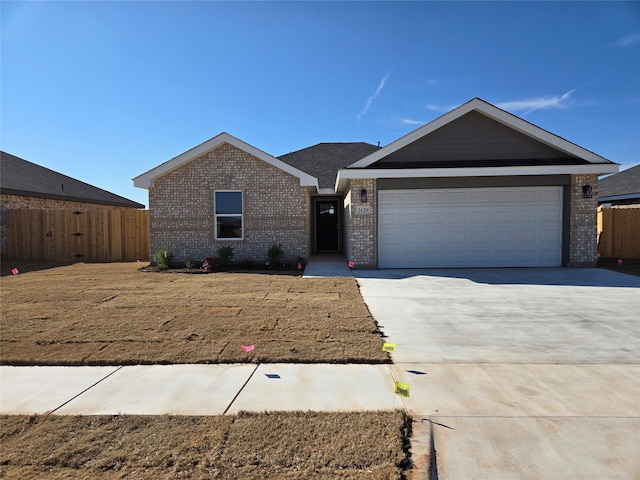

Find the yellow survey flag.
[
  {"left": 395, "top": 381, "right": 410, "bottom": 397},
  {"left": 382, "top": 343, "right": 396, "bottom": 353}
]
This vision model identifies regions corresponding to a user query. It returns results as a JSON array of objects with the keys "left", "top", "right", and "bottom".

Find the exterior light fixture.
[
  {"left": 360, "top": 189, "right": 368, "bottom": 203},
  {"left": 582, "top": 185, "right": 593, "bottom": 199}
]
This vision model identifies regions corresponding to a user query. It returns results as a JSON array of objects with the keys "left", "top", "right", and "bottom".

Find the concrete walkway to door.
[
  {"left": 355, "top": 267, "right": 640, "bottom": 479},
  {"left": 302, "top": 254, "right": 353, "bottom": 277}
]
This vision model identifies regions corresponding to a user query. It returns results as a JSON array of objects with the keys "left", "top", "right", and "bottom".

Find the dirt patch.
[
  {"left": 598, "top": 257, "right": 640, "bottom": 277},
  {"left": 0, "top": 411, "right": 411, "bottom": 479},
  {"left": 0, "top": 262, "right": 389, "bottom": 365}
]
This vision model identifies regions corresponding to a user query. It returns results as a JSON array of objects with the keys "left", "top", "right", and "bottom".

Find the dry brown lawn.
[
  {"left": 0, "top": 262, "right": 389, "bottom": 365},
  {"left": 0, "top": 411, "right": 411, "bottom": 479}
]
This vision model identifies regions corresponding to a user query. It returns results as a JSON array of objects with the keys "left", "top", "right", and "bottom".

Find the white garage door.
[{"left": 378, "top": 186, "right": 563, "bottom": 268}]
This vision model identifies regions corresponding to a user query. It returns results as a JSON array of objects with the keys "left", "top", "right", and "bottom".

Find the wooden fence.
[
  {"left": 597, "top": 206, "right": 640, "bottom": 259},
  {"left": 5, "top": 209, "right": 149, "bottom": 261}
]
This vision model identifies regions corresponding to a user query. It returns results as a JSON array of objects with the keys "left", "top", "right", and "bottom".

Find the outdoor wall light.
[
  {"left": 360, "top": 189, "right": 368, "bottom": 203},
  {"left": 583, "top": 185, "right": 593, "bottom": 199}
]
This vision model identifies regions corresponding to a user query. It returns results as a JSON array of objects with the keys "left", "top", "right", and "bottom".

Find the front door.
[{"left": 315, "top": 200, "right": 339, "bottom": 251}]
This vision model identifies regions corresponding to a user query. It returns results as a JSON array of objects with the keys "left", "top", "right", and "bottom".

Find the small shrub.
[
  {"left": 153, "top": 247, "right": 173, "bottom": 270},
  {"left": 202, "top": 257, "right": 221, "bottom": 272},
  {"left": 185, "top": 259, "right": 196, "bottom": 269},
  {"left": 217, "top": 245, "right": 235, "bottom": 267},
  {"left": 267, "top": 244, "right": 284, "bottom": 266}
]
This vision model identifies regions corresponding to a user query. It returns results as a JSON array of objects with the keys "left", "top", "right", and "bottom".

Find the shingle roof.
[
  {"left": 599, "top": 164, "right": 640, "bottom": 202},
  {"left": 279, "top": 143, "right": 381, "bottom": 189},
  {"left": 1, "top": 151, "right": 144, "bottom": 209}
]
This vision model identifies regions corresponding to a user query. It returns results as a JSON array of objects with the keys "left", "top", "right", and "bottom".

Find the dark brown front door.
[{"left": 315, "top": 200, "right": 339, "bottom": 251}]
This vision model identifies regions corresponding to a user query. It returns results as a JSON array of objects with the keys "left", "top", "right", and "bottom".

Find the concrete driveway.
[{"left": 356, "top": 268, "right": 640, "bottom": 479}]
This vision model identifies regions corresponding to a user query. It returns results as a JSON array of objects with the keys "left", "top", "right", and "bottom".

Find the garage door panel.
[
  {"left": 403, "top": 211, "right": 426, "bottom": 224},
  {"left": 469, "top": 231, "right": 491, "bottom": 242},
  {"left": 516, "top": 229, "right": 537, "bottom": 242},
  {"left": 539, "top": 249, "right": 562, "bottom": 263},
  {"left": 494, "top": 211, "right": 515, "bottom": 223},
  {"left": 543, "top": 187, "right": 563, "bottom": 202},
  {"left": 447, "top": 211, "right": 468, "bottom": 224},
  {"left": 470, "top": 191, "right": 492, "bottom": 203},
  {"left": 495, "top": 190, "right": 517, "bottom": 202},
  {"left": 378, "top": 186, "right": 563, "bottom": 268},
  {"left": 423, "top": 212, "right": 445, "bottom": 225},
  {"left": 541, "top": 209, "right": 562, "bottom": 223},
  {"left": 540, "top": 229, "right": 561, "bottom": 242},
  {"left": 379, "top": 191, "right": 401, "bottom": 205},
  {"left": 424, "top": 191, "right": 447, "bottom": 203},
  {"left": 517, "top": 210, "right": 538, "bottom": 223},
  {"left": 517, "top": 190, "right": 538, "bottom": 202},
  {"left": 449, "top": 191, "right": 471, "bottom": 203},
  {"left": 470, "top": 211, "right": 491, "bottom": 223},
  {"left": 401, "top": 191, "right": 423, "bottom": 204},
  {"left": 379, "top": 211, "right": 400, "bottom": 225}
]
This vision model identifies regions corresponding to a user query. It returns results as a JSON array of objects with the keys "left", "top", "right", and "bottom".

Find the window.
[{"left": 214, "top": 191, "right": 243, "bottom": 239}]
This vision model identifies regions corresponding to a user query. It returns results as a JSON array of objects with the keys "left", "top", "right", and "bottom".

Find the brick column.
[
  {"left": 344, "top": 179, "right": 377, "bottom": 268},
  {"left": 569, "top": 174, "right": 598, "bottom": 267}
]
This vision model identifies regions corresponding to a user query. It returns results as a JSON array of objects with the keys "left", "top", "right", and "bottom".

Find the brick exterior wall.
[
  {"left": 344, "top": 179, "right": 377, "bottom": 269},
  {"left": 569, "top": 173, "right": 599, "bottom": 267},
  {"left": 148, "top": 143, "right": 310, "bottom": 265},
  {"left": 0, "top": 194, "right": 132, "bottom": 211}
]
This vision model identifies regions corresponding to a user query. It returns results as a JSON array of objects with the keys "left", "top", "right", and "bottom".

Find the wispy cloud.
[
  {"left": 425, "top": 103, "right": 457, "bottom": 112},
  {"left": 400, "top": 118, "right": 425, "bottom": 126},
  {"left": 496, "top": 89, "right": 575, "bottom": 116},
  {"left": 357, "top": 72, "right": 391, "bottom": 121},
  {"left": 616, "top": 33, "right": 640, "bottom": 47}
]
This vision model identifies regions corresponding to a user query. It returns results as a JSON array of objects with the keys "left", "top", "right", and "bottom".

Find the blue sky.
[{"left": 2, "top": 1, "right": 639, "bottom": 208}]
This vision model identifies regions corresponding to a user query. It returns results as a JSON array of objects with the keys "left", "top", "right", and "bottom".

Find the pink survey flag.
[
  {"left": 11, "top": 268, "right": 19, "bottom": 275},
  {"left": 617, "top": 258, "right": 623, "bottom": 266},
  {"left": 297, "top": 262, "right": 303, "bottom": 270},
  {"left": 348, "top": 261, "right": 355, "bottom": 268},
  {"left": 241, "top": 344, "right": 255, "bottom": 352}
]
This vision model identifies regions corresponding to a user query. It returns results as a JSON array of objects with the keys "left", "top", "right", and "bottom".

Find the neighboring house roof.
[
  {"left": 133, "top": 132, "right": 318, "bottom": 189},
  {"left": 1, "top": 151, "right": 145, "bottom": 209},
  {"left": 598, "top": 164, "right": 640, "bottom": 203},
  {"left": 337, "top": 98, "right": 618, "bottom": 190},
  {"left": 279, "top": 142, "right": 380, "bottom": 192}
]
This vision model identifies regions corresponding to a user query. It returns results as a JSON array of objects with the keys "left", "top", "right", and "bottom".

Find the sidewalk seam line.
[
  {"left": 223, "top": 363, "right": 260, "bottom": 415},
  {"left": 46, "top": 365, "right": 125, "bottom": 415}
]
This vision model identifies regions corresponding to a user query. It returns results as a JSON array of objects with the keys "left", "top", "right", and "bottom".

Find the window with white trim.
[{"left": 214, "top": 191, "right": 243, "bottom": 239}]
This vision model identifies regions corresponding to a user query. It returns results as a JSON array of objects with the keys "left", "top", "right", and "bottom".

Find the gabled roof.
[
  {"left": 279, "top": 142, "right": 380, "bottom": 191},
  {"left": 335, "top": 98, "right": 618, "bottom": 191},
  {"left": 598, "top": 164, "right": 640, "bottom": 203},
  {"left": 349, "top": 98, "right": 614, "bottom": 168},
  {"left": 133, "top": 132, "right": 318, "bottom": 189},
  {"left": 1, "top": 151, "right": 144, "bottom": 209}
]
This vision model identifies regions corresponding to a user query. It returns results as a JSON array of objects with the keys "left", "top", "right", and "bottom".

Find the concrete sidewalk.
[{"left": 0, "top": 363, "right": 402, "bottom": 416}]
